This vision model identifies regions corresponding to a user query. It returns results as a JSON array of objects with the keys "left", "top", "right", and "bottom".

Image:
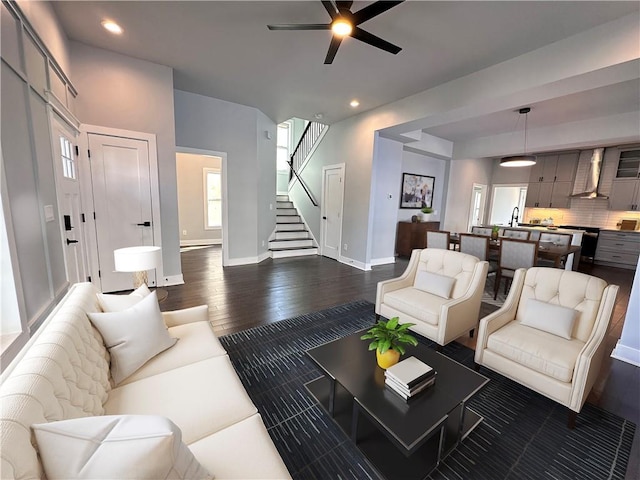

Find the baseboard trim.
[
  {"left": 162, "top": 274, "right": 184, "bottom": 286},
  {"left": 180, "top": 239, "right": 221, "bottom": 246},
  {"left": 226, "top": 256, "right": 263, "bottom": 266},
  {"left": 338, "top": 255, "right": 371, "bottom": 271},
  {"left": 370, "top": 257, "right": 396, "bottom": 266},
  {"left": 258, "top": 251, "right": 271, "bottom": 263},
  {"left": 611, "top": 342, "right": 640, "bottom": 367}
]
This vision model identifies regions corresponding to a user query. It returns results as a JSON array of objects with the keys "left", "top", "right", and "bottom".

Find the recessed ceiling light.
[
  {"left": 101, "top": 20, "right": 123, "bottom": 35},
  {"left": 350, "top": 100, "right": 360, "bottom": 108},
  {"left": 314, "top": 113, "right": 324, "bottom": 120}
]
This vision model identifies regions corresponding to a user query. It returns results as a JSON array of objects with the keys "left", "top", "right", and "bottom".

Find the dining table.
[{"left": 449, "top": 234, "right": 582, "bottom": 271}]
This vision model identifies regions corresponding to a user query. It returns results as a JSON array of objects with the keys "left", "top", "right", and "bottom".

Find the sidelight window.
[{"left": 204, "top": 168, "right": 221, "bottom": 229}]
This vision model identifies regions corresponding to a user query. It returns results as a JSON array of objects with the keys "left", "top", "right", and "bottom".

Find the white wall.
[
  {"left": 489, "top": 187, "right": 522, "bottom": 225},
  {"left": 70, "top": 42, "right": 181, "bottom": 277},
  {"left": 612, "top": 258, "right": 640, "bottom": 366},
  {"left": 257, "top": 110, "right": 277, "bottom": 257},
  {"left": 173, "top": 90, "right": 276, "bottom": 263},
  {"left": 442, "top": 158, "right": 494, "bottom": 234},
  {"left": 369, "top": 135, "right": 403, "bottom": 262},
  {"left": 176, "top": 153, "right": 221, "bottom": 245}
]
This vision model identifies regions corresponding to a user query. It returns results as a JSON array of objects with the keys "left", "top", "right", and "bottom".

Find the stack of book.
[{"left": 385, "top": 356, "right": 436, "bottom": 400}]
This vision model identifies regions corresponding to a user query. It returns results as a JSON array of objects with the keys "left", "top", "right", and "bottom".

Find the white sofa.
[
  {"left": 376, "top": 248, "right": 489, "bottom": 347},
  {"left": 474, "top": 267, "right": 618, "bottom": 427},
  {"left": 0, "top": 282, "right": 291, "bottom": 479}
]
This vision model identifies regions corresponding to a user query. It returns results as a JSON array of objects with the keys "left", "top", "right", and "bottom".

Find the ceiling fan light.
[
  {"left": 500, "top": 155, "right": 537, "bottom": 167},
  {"left": 332, "top": 19, "right": 352, "bottom": 36}
]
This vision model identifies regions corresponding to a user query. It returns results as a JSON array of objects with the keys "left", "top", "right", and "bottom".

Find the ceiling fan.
[{"left": 267, "top": 1, "right": 404, "bottom": 64}]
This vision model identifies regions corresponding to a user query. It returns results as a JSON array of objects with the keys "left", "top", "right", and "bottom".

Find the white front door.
[
  {"left": 52, "top": 118, "right": 86, "bottom": 284},
  {"left": 88, "top": 133, "right": 156, "bottom": 292},
  {"left": 321, "top": 164, "right": 345, "bottom": 260}
]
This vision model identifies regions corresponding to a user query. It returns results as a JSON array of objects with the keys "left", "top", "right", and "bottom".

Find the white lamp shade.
[{"left": 114, "top": 246, "right": 161, "bottom": 272}]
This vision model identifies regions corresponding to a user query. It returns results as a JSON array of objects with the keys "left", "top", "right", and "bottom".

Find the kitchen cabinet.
[
  {"left": 595, "top": 230, "right": 640, "bottom": 269},
  {"left": 609, "top": 150, "right": 640, "bottom": 211},
  {"left": 526, "top": 153, "right": 578, "bottom": 208},
  {"left": 528, "top": 153, "right": 578, "bottom": 183},
  {"left": 609, "top": 179, "right": 640, "bottom": 211},
  {"left": 396, "top": 221, "right": 440, "bottom": 257},
  {"left": 525, "top": 181, "right": 571, "bottom": 208}
]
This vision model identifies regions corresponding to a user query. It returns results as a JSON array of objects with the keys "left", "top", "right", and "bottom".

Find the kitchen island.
[{"left": 510, "top": 226, "right": 584, "bottom": 270}]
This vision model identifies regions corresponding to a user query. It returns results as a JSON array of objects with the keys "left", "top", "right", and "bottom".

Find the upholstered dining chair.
[
  {"left": 537, "top": 232, "right": 573, "bottom": 267},
  {"left": 426, "top": 230, "right": 451, "bottom": 250},
  {"left": 475, "top": 267, "right": 619, "bottom": 428},
  {"left": 459, "top": 233, "right": 497, "bottom": 274},
  {"left": 502, "top": 228, "right": 531, "bottom": 240},
  {"left": 470, "top": 226, "right": 492, "bottom": 236},
  {"left": 494, "top": 239, "right": 538, "bottom": 299},
  {"left": 376, "top": 248, "right": 488, "bottom": 348}
]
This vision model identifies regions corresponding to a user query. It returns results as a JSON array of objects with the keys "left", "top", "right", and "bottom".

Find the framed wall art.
[{"left": 400, "top": 173, "right": 435, "bottom": 209}]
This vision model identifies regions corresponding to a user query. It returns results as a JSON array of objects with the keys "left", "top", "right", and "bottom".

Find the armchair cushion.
[
  {"left": 521, "top": 299, "right": 577, "bottom": 340},
  {"left": 383, "top": 288, "right": 450, "bottom": 326},
  {"left": 414, "top": 270, "right": 456, "bottom": 299},
  {"left": 487, "top": 322, "right": 584, "bottom": 382}
]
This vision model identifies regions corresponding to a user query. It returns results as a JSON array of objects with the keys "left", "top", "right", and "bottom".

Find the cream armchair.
[
  {"left": 376, "top": 248, "right": 489, "bottom": 348},
  {"left": 474, "top": 267, "right": 619, "bottom": 428}
]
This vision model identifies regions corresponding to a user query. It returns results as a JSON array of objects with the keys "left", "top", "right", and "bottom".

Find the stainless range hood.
[{"left": 570, "top": 148, "right": 609, "bottom": 199}]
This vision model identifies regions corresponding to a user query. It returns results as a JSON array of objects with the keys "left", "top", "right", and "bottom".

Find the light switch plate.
[{"left": 44, "top": 205, "right": 55, "bottom": 222}]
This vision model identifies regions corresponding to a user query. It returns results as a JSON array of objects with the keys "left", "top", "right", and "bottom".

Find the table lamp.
[{"left": 113, "top": 246, "right": 168, "bottom": 301}]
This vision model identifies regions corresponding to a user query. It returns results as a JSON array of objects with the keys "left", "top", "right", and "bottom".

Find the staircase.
[{"left": 269, "top": 195, "right": 318, "bottom": 258}]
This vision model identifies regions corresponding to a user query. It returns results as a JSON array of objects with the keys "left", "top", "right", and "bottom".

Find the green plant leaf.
[
  {"left": 386, "top": 317, "right": 399, "bottom": 330},
  {"left": 368, "top": 341, "right": 378, "bottom": 351},
  {"left": 395, "top": 344, "right": 406, "bottom": 355}
]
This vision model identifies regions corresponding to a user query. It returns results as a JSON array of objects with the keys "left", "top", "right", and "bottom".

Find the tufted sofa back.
[
  {"left": 0, "top": 283, "right": 111, "bottom": 480},
  {"left": 515, "top": 267, "right": 608, "bottom": 342},
  {"left": 416, "top": 249, "right": 481, "bottom": 299}
]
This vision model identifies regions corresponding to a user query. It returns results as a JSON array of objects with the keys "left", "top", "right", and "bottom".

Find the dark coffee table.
[{"left": 305, "top": 330, "right": 488, "bottom": 479}]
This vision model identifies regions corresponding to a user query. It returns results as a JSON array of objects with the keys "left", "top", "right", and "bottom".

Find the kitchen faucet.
[{"left": 510, "top": 206, "right": 519, "bottom": 227}]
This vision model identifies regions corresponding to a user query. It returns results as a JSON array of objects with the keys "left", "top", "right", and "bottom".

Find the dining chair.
[
  {"left": 460, "top": 233, "right": 497, "bottom": 275},
  {"left": 470, "top": 226, "right": 492, "bottom": 236},
  {"left": 502, "top": 228, "right": 531, "bottom": 240},
  {"left": 494, "top": 238, "right": 538, "bottom": 299},
  {"left": 426, "top": 230, "right": 451, "bottom": 250},
  {"left": 538, "top": 232, "right": 573, "bottom": 267}
]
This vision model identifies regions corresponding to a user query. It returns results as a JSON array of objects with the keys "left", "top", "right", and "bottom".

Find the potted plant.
[
  {"left": 491, "top": 225, "right": 500, "bottom": 240},
  {"left": 421, "top": 207, "right": 434, "bottom": 221},
  {"left": 361, "top": 317, "right": 418, "bottom": 369}
]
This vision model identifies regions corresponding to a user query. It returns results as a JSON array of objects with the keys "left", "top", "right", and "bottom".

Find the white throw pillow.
[
  {"left": 88, "top": 291, "right": 177, "bottom": 384},
  {"left": 32, "top": 415, "right": 213, "bottom": 480},
  {"left": 521, "top": 298, "right": 577, "bottom": 340},
  {"left": 414, "top": 270, "right": 456, "bottom": 299},
  {"left": 97, "top": 283, "right": 151, "bottom": 312}
]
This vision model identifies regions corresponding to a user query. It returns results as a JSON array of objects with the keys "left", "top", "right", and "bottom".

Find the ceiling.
[{"left": 52, "top": 1, "right": 639, "bottom": 133}]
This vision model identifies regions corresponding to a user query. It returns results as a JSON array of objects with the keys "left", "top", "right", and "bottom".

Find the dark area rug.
[{"left": 219, "top": 300, "right": 635, "bottom": 480}]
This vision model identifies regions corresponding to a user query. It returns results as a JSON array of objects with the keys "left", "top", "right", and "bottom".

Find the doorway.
[
  {"left": 320, "top": 164, "right": 345, "bottom": 260},
  {"left": 81, "top": 126, "right": 163, "bottom": 293},
  {"left": 467, "top": 183, "right": 487, "bottom": 233},
  {"left": 489, "top": 185, "right": 527, "bottom": 226}
]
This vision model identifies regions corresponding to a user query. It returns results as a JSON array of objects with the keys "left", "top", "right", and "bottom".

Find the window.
[
  {"left": 59, "top": 136, "right": 76, "bottom": 179},
  {"left": 276, "top": 122, "right": 291, "bottom": 172},
  {"left": 204, "top": 168, "right": 221, "bottom": 228}
]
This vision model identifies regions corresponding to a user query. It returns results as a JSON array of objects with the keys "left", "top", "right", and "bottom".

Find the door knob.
[
  {"left": 136, "top": 221, "right": 152, "bottom": 227},
  {"left": 323, "top": 216, "right": 327, "bottom": 220},
  {"left": 66, "top": 239, "right": 79, "bottom": 245}
]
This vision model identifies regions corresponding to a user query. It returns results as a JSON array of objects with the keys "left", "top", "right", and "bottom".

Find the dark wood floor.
[{"left": 161, "top": 246, "right": 639, "bottom": 479}]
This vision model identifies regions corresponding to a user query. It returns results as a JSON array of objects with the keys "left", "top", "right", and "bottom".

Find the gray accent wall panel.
[
  {"left": 1, "top": 63, "right": 52, "bottom": 319},
  {"left": 1, "top": 3, "right": 22, "bottom": 74},
  {"left": 29, "top": 92, "right": 67, "bottom": 292},
  {"left": 23, "top": 34, "right": 47, "bottom": 97}
]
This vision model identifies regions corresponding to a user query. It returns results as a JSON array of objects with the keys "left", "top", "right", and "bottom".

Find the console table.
[{"left": 396, "top": 221, "right": 440, "bottom": 257}]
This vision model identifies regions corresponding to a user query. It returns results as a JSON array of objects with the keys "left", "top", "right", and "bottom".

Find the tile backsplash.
[{"left": 523, "top": 203, "right": 640, "bottom": 229}]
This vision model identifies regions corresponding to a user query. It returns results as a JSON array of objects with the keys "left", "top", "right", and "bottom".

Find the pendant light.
[{"left": 500, "top": 107, "right": 537, "bottom": 167}]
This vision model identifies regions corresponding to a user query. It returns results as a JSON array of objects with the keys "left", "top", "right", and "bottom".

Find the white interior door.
[
  {"left": 321, "top": 164, "right": 345, "bottom": 260},
  {"left": 88, "top": 133, "right": 156, "bottom": 292},
  {"left": 52, "top": 118, "right": 86, "bottom": 284}
]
